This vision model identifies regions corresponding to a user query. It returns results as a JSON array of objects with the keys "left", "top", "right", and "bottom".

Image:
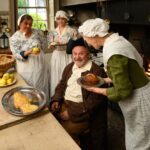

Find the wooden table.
[
  {"left": 0, "top": 113, "right": 81, "bottom": 150},
  {"left": 0, "top": 73, "right": 30, "bottom": 129},
  {"left": 0, "top": 73, "right": 81, "bottom": 150}
]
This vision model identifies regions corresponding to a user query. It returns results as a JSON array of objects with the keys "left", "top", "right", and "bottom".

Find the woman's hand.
[
  {"left": 103, "top": 77, "right": 112, "bottom": 84},
  {"left": 24, "top": 49, "right": 32, "bottom": 56},
  {"left": 85, "top": 87, "right": 107, "bottom": 96},
  {"left": 48, "top": 44, "right": 55, "bottom": 49},
  {"left": 60, "top": 110, "right": 69, "bottom": 121},
  {"left": 51, "top": 102, "right": 60, "bottom": 113}
]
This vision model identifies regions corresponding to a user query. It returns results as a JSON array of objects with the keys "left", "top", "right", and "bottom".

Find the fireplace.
[{"left": 141, "top": 39, "right": 150, "bottom": 77}]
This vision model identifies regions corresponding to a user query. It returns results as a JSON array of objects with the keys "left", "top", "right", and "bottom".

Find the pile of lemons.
[{"left": 0, "top": 73, "right": 15, "bottom": 86}]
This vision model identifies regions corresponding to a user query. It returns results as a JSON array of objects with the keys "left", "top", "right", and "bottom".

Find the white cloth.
[
  {"left": 55, "top": 10, "right": 69, "bottom": 21},
  {"left": 64, "top": 60, "right": 92, "bottom": 103},
  {"left": 49, "top": 26, "right": 78, "bottom": 96},
  {"left": 78, "top": 18, "right": 109, "bottom": 37},
  {"left": 103, "top": 33, "right": 143, "bottom": 70},
  {"left": 9, "top": 29, "right": 50, "bottom": 100}
]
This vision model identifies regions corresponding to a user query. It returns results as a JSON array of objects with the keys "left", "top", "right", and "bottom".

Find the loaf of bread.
[{"left": 81, "top": 73, "right": 99, "bottom": 86}]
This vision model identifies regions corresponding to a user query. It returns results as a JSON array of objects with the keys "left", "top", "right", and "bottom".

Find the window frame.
[{"left": 15, "top": 0, "right": 50, "bottom": 30}]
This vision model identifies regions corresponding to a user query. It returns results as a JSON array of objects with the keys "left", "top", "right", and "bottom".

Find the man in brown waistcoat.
[{"left": 49, "top": 38, "right": 107, "bottom": 150}]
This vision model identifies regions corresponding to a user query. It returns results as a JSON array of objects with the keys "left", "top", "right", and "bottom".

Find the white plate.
[
  {"left": 77, "top": 76, "right": 105, "bottom": 88},
  {"left": 0, "top": 78, "right": 17, "bottom": 88}
]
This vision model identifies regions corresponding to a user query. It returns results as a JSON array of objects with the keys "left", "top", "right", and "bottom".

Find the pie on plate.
[
  {"left": 77, "top": 73, "right": 105, "bottom": 88},
  {"left": 2, "top": 87, "right": 47, "bottom": 116}
]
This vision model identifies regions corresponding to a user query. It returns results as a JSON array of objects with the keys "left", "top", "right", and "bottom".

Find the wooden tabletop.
[
  {"left": 0, "top": 73, "right": 49, "bottom": 130},
  {"left": 0, "top": 113, "right": 81, "bottom": 150},
  {"left": 0, "top": 73, "right": 81, "bottom": 150}
]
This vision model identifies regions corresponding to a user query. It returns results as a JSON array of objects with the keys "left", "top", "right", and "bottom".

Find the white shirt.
[{"left": 64, "top": 60, "right": 92, "bottom": 103}]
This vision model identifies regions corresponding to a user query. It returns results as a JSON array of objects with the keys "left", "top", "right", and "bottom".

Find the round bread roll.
[{"left": 82, "top": 73, "right": 99, "bottom": 86}]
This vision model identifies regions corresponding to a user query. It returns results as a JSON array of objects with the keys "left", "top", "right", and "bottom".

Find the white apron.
[
  {"left": 10, "top": 30, "right": 50, "bottom": 100},
  {"left": 119, "top": 82, "right": 150, "bottom": 150},
  {"left": 103, "top": 33, "right": 150, "bottom": 150}
]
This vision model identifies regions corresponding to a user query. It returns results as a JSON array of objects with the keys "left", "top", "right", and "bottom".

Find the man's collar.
[{"left": 73, "top": 60, "right": 92, "bottom": 71}]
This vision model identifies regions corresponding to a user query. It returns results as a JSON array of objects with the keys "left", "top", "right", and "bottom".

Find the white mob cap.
[
  {"left": 17, "top": 14, "right": 26, "bottom": 26},
  {"left": 55, "top": 10, "right": 69, "bottom": 21},
  {"left": 78, "top": 18, "right": 109, "bottom": 37}
]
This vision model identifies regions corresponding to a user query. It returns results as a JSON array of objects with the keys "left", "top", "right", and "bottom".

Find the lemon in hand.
[{"left": 32, "top": 47, "right": 40, "bottom": 54}]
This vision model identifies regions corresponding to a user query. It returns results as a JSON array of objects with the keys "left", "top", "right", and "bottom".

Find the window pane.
[
  {"left": 32, "top": 20, "right": 47, "bottom": 30},
  {"left": 36, "top": 0, "right": 46, "bottom": 7},
  {"left": 18, "top": 9, "right": 27, "bottom": 17},
  {"left": 37, "top": 9, "right": 47, "bottom": 20},
  {"left": 38, "top": 21, "right": 47, "bottom": 30},
  {"left": 17, "top": 0, "right": 49, "bottom": 30},
  {"left": 32, "top": 20, "right": 38, "bottom": 29},
  {"left": 18, "top": 0, "right": 29, "bottom": 7},
  {"left": 26, "top": 8, "right": 37, "bottom": 16},
  {"left": 28, "top": 0, "right": 36, "bottom": 7}
]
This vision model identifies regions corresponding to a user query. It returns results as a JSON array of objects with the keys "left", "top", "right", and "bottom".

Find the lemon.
[
  {"left": 9, "top": 73, "right": 14, "bottom": 80},
  {"left": 6, "top": 78, "right": 13, "bottom": 85},
  {"left": 32, "top": 47, "right": 40, "bottom": 54},
  {"left": 0, "top": 78, "right": 7, "bottom": 86},
  {"left": 3, "top": 73, "right": 10, "bottom": 80}
]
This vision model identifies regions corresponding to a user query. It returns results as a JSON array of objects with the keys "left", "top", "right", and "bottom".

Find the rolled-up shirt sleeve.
[
  {"left": 106, "top": 55, "right": 134, "bottom": 102},
  {"left": 9, "top": 37, "right": 26, "bottom": 61}
]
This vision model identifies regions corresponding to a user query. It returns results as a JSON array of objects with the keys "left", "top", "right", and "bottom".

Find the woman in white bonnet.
[
  {"left": 48, "top": 10, "right": 79, "bottom": 97},
  {"left": 78, "top": 18, "right": 150, "bottom": 150},
  {"left": 9, "top": 14, "right": 50, "bottom": 100}
]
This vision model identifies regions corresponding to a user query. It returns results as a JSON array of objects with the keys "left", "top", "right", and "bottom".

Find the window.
[{"left": 17, "top": 0, "right": 49, "bottom": 30}]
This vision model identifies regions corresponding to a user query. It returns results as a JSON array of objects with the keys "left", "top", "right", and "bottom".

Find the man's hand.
[
  {"left": 60, "top": 110, "right": 69, "bottom": 121},
  {"left": 51, "top": 102, "right": 60, "bottom": 113}
]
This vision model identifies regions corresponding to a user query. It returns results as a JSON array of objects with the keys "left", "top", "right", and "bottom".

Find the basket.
[{"left": 0, "top": 54, "right": 15, "bottom": 77}]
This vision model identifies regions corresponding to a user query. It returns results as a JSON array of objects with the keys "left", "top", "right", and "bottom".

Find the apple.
[{"left": 32, "top": 47, "right": 40, "bottom": 54}]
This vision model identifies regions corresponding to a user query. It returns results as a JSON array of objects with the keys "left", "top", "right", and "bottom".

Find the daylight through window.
[{"left": 17, "top": 0, "right": 48, "bottom": 30}]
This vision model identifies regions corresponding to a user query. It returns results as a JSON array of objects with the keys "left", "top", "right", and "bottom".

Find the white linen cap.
[
  {"left": 55, "top": 10, "right": 69, "bottom": 21},
  {"left": 78, "top": 18, "right": 109, "bottom": 37},
  {"left": 17, "top": 14, "right": 26, "bottom": 26}
]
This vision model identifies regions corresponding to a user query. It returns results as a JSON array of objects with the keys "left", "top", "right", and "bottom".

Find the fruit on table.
[
  {"left": 32, "top": 47, "right": 40, "bottom": 54},
  {"left": 9, "top": 73, "right": 14, "bottom": 80},
  {"left": 0, "top": 73, "right": 15, "bottom": 86},
  {"left": 0, "top": 78, "right": 7, "bottom": 86},
  {"left": 3, "top": 73, "right": 10, "bottom": 80},
  {"left": 6, "top": 78, "right": 13, "bottom": 84}
]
